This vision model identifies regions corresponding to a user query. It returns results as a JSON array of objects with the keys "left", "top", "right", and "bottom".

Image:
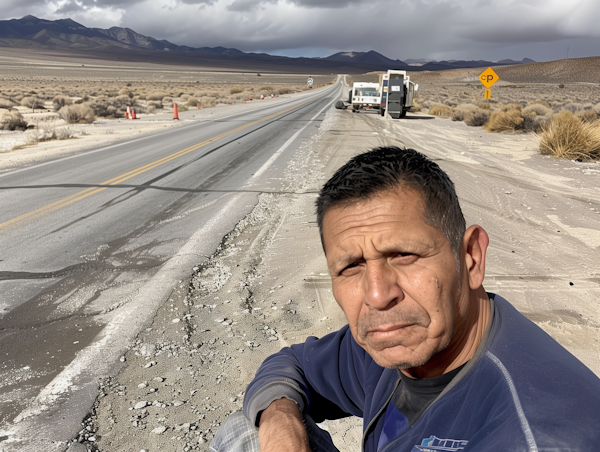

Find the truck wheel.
[
  {"left": 380, "top": 108, "right": 385, "bottom": 117},
  {"left": 335, "top": 101, "right": 345, "bottom": 110},
  {"left": 400, "top": 109, "right": 407, "bottom": 118}
]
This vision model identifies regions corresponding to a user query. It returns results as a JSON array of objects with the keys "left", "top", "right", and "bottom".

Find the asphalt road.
[{"left": 0, "top": 79, "right": 343, "bottom": 448}]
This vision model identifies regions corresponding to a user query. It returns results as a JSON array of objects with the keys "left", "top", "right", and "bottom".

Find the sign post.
[{"left": 479, "top": 67, "right": 499, "bottom": 100}]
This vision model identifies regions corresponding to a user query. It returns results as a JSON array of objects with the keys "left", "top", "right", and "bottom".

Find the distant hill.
[
  {"left": 0, "top": 16, "right": 537, "bottom": 74},
  {"left": 323, "top": 51, "right": 535, "bottom": 70},
  {"left": 0, "top": 15, "right": 245, "bottom": 55}
]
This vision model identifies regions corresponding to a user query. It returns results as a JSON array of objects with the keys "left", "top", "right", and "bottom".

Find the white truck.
[
  {"left": 378, "top": 70, "right": 419, "bottom": 118},
  {"left": 350, "top": 82, "right": 381, "bottom": 112}
]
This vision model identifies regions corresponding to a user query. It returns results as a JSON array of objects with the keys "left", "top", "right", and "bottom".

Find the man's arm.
[
  {"left": 244, "top": 325, "right": 376, "bottom": 425},
  {"left": 258, "top": 398, "right": 310, "bottom": 452}
]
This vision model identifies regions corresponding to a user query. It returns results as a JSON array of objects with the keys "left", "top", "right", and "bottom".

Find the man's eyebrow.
[{"left": 332, "top": 253, "right": 362, "bottom": 269}]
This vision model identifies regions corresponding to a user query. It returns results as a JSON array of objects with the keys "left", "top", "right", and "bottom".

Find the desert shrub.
[
  {"left": 477, "top": 102, "right": 491, "bottom": 110},
  {"left": 451, "top": 104, "right": 478, "bottom": 122},
  {"left": 20, "top": 96, "right": 45, "bottom": 111},
  {"left": 428, "top": 104, "right": 454, "bottom": 118},
  {"left": 162, "top": 96, "right": 174, "bottom": 106},
  {"left": 443, "top": 99, "right": 458, "bottom": 107},
  {"left": 410, "top": 101, "right": 422, "bottom": 113},
  {"left": 52, "top": 95, "right": 72, "bottom": 111},
  {"left": 277, "top": 87, "right": 293, "bottom": 95},
  {"left": 178, "top": 105, "right": 189, "bottom": 112},
  {"left": 186, "top": 97, "right": 199, "bottom": 107},
  {"left": 523, "top": 104, "right": 552, "bottom": 117},
  {"left": 0, "top": 110, "right": 28, "bottom": 130},
  {"left": 464, "top": 109, "right": 490, "bottom": 127},
  {"left": 88, "top": 98, "right": 112, "bottom": 118},
  {"left": 59, "top": 104, "right": 96, "bottom": 124},
  {"left": 147, "top": 92, "right": 166, "bottom": 101},
  {"left": 593, "top": 103, "right": 600, "bottom": 115},
  {"left": 137, "top": 94, "right": 146, "bottom": 100},
  {"left": 538, "top": 110, "right": 600, "bottom": 160},
  {"left": 499, "top": 103, "right": 521, "bottom": 112},
  {"left": 484, "top": 110, "right": 524, "bottom": 133},
  {"left": 147, "top": 101, "right": 163, "bottom": 110},
  {"left": 260, "top": 86, "right": 274, "bottom": 92},
  {"left": 200, "top": 98, "right": 216, "bottom": 108},
  {"left": 560, "top": 103, "right": 584, "bottom": 113},
  {"left": 112, "top": 95, "right": 132, "bottom": 110},
  {"left": 0, "top": 98, "right": 15, "bottom": 108},
  {"left": 530, "top": 99, "right": 551, "bottom": 108},
  {"left": 559, "top": 83, "right": 565, "bottom": 89},
  {"left": 576, "top": 109, "right": 598, "bottom": 123},
  {"left": 119, "top": 88, "right": 134, "bottom": 98}
]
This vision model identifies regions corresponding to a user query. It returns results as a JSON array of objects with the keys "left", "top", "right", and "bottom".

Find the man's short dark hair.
[{"left": 316, "top": 146, "right": 466, "bottom": 258}]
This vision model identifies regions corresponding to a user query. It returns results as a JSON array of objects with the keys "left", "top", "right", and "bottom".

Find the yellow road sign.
[
  {"left": 479, "top": 67, "right": 499, "bottom": 88},
  {"left": 484, "top": 89, "right": 491, "bottom": 99}
]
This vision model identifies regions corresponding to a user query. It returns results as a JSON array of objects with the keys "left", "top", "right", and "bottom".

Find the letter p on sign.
[{"left": 479, "top": 67, "right": 499, "bottom": 88}]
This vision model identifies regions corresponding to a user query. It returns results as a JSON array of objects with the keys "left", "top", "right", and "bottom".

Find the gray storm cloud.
[{"left": 0, "top": 0, "right": 599, "bottom": 61}]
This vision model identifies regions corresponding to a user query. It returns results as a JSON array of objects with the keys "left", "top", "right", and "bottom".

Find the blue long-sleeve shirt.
[{"left": 244, "top": 294, "right": 600, "bottom": 451}]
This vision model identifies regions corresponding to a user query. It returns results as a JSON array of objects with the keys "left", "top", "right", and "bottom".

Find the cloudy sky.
[{"left": 2, "top": 0, "right": 600, "bottom": 62}]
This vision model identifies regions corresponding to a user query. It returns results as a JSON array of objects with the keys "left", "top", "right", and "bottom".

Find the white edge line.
[
  {"left": 248, "top": 87, "right": 340, "bottom": 183},
  {"left": 486, "top": 351, "right": 538, "bottom": 452}
]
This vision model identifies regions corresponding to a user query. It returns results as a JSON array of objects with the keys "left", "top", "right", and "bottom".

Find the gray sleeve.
[{"left": 244, "top": 379, "right": 308, "bottom": 426}]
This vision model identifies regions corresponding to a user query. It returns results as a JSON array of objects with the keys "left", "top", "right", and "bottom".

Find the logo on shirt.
[{"left": 411, "top": 435, "right": 468, "bottom": 452}]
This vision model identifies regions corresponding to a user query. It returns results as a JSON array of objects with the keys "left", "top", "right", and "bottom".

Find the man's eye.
[{"left": 341, "top": 262, "right": 360, "bottom": 274}]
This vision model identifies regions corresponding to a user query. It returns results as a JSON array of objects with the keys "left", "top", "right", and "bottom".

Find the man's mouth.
[{"left": 367, "top": 323, "right": 415, "bottom": 342}]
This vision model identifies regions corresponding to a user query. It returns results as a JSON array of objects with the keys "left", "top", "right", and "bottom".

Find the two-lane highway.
[{"left": 0, "top": 78, "right": 343, "bottom": 450}]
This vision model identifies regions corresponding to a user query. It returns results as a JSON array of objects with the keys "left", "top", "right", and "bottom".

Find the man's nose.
[{"left": 363, "top": 260, "right": 403, "bottom": 309}]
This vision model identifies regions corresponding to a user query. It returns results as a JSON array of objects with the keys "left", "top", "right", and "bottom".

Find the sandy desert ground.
[
  {"left": 1, "top": 55, "right": 599, "bottom": 452},
  {"left": 70, "top": 102, "right": 600, "bottom": 452}
]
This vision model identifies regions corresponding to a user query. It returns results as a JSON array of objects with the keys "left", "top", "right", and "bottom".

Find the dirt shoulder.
[{"left": 80, "top": 108, "right": 600, "bottom": 452}]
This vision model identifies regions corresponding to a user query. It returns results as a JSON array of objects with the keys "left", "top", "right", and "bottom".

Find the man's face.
[{"left": 322, "top": 188, "right": 467, "bottom": 370}]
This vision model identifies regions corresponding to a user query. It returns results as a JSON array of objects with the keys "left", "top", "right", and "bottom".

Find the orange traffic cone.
[
  {"left": 173, "top": 103, "right": 179, "bottom": 120},
  {"left": 249, "top": 96, "right": 252, "bottom": 101},
  {"left": 270, "top": 94, "right": 274, "bottom": 98},
  {"left": 260, "top": 95, "right": 265, "bottom": 100},
  {"left": 197, "top": 104, "right": 200, "bottom": 110},
  {"left": 242, "top": 100, "right": 246, "bottom": 103},
  {"left": 132, "top": 109, "right": 137, "bottom": 119},
  {"left": 126, "top": 105, "right": 131, "bottom": 119}
]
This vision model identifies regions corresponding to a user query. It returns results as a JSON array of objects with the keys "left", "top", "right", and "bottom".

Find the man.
[{"left": 211, "top": 146, "right": 600, "bottom": 452}]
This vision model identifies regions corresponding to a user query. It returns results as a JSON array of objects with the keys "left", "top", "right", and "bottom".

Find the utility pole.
[{"left": 567, "top": 45, "right": 569, "bottom": 59}]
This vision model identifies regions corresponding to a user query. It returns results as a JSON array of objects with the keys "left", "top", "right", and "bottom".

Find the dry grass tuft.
[
  {"left": 277, "top": 87, "right": 294, "bottom": 95},
  {"left": 410, "top": 101, "right": 422, "bottom": 113},
  {"left": 428, "top": 104, "right": 454, "bottom": 118},
  {"left": 538, "top": 110, "right": 600, "bottom": 160},
  {"left": 484, "top": 109, "right": 524, "bottom": 133},
  {"left": 464, "top": 109, "right": 490, "bottom": 127},
  {"left": 576, "top": 109, "right": 598, "bottom": 123},
  {"left": 20, "top": 96, "right": 45, "bottom": 111},
  {"left": 0, "top": 98, "right": 16, "bottom": 108},
  {"left": 53, "top": 95, "right": 73, "bottom": 111},
  {"left": 0, "top": 110, "right": 28, "bottom": 130},
  {"left": 59, "top": 104, "right": 96, "bottom": 124}
]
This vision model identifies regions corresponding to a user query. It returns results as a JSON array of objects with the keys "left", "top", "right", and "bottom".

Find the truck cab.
[{"left": 351, "top": 82, "right": 381, "bottom": 112}]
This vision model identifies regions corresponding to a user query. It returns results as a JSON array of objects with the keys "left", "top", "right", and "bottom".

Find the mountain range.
[{"left": 0, "top": 16, "right": 535, "bottom": 72}]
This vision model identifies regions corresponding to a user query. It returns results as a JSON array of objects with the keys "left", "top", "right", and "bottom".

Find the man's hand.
[{"left": 258, "top": 398, "right": 310, "bottom": 452}]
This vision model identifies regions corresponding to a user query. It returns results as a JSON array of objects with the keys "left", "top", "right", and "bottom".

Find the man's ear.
[{"left": 462, "top": 225, "right": 489, "bottom": 290}]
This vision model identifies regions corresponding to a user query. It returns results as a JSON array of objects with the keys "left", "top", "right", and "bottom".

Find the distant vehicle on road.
[{"left": 350, "top": 82, "right": 381, "bottom": 112}]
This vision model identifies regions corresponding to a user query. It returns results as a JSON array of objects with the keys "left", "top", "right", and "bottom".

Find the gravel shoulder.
[{"left": 71, "top": 107, "right": 599, "bottom": 452}]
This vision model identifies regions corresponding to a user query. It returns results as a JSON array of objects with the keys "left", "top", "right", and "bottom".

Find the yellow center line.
[{"left": 0, "top": 100, "right": 311, "bottom": 232}]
